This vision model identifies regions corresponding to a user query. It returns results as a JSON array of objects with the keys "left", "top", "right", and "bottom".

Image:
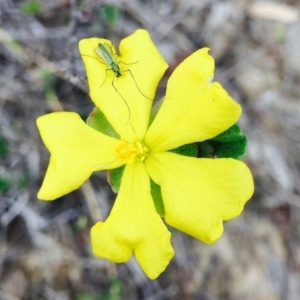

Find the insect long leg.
[
  {"left": 111, "top": 73, "right": 131, "bottom": 124},
  {"left": 121, "top": 69, "right": 154, "bottom": 101},
  {"left": 99, "top": 68, "right": 110, "bottom": 88},
  {"left": 119, "top": 60, "right": 139, "bottom": 66},
  {"left": 81, "top": 55, "right": 112, "bottom": 88}
]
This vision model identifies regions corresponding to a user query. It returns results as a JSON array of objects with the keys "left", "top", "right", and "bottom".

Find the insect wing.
[
  {"left": 101, "top": 43, "right": 114, "bottom": 56},
  {"left": 94, "top": 45, "right": 109, "bottom": 65},
  {"left": 95, "top": 43, "right": 117, "bottom": 66}
]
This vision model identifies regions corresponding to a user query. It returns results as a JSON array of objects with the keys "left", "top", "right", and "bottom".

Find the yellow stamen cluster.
[{"left": 115, "top": 136, "right": 149, "bottom": 164}]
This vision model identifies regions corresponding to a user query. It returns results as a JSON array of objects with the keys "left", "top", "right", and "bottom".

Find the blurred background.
[{"left": 1, "top": 0, "right": 300, "bottom": 299}]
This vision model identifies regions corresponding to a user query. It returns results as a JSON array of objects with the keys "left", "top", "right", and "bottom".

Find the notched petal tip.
[
  {"left": 36, "top": 112, "right": 122, "bottom": 201},
  {"left": 37, "top": 189, "right": 54, "bottom": 201},
  {"left": 146, "top": 153, "right": 254, "bottom": 244},
  {"left": 91, "top": 222, "right": 132, "bottom": 263},
  {"left": 169, "top": 47, "right": 215, "bottom": 87},
  {"left": 118, "top": 29, "right": 169, "bottom": 90},
  {"left": 90, "top": 163, "right": 174, "bottom": 279},
  {"left": 196, "top": 220, "right": 224, "bottom": 245}
]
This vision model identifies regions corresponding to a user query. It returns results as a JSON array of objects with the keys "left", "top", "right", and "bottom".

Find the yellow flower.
[{"left": 37, "top": 30, "right": 254, "bottom": 279}]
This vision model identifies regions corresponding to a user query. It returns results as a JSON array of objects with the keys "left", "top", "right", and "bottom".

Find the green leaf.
[
  {"left": 100, "top": 5, "right": 119, "bottom": 28},
  {"left": 209, "top": 136, "right": 247, "bottom": 159},
  {"left": 0, "top": 135, "right": 9, "bottom": 159},
  {"left": 106, "top": 278, "right": 122, "bottom": 300},
  {"left": 0, "top": 177, "right": 11, "bottom": 193},
  {"left": 42, "top": 70, "right": 56, "bottom": 101},
  {"left": 150, "top": 179, "right": 165, "bottom": 217},
  {"left": 76, "top": 275, "right": 122, "bottom": 300},
  {"left": 211, "top": 124, "right": 243, "bottom": 142},
  {"left": 21, "top": 0, "right": 40, "bottom": 14},
  {"left": 86, "top": 107, "right": 119, "bottom": 139},
  {"left": 108, "top": 165, "right": 125, "bottom": 193},
  {"left": 149, "top": 97, "right": 164, "bottom": 126},
  {"left": 198, "top": 124, "right": 248, "bottom": 159},
  {"left": 169, "top": 143, "right": 198, "bottom": 157}
]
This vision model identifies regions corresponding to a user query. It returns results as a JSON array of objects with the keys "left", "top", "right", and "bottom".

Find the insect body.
[{"left": 94, "top": 43, "right": 121, "bottom": 78}]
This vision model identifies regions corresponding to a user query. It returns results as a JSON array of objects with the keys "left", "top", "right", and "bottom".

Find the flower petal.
[
  {"left": 145, "top": 49, "right": 241, "bottom": 152},
  {"left": 91, "top": 162, "right": 174, "bottom": 279},
  {"left": 145, "top": 152, "right": 254, "bottom": 244},
  {"left": 79, "top": 30, "right": 168, "bottom": 141},
  {"left": 118, "top": 29, "right": 168, "bottom": 104},
  {"left": 37, "top": 112, "right": 123, "bottom": 200}
]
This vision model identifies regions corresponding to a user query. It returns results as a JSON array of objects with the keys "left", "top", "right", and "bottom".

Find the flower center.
[{"left": 115, "top": 136, "right": 149, "bottom": 164}]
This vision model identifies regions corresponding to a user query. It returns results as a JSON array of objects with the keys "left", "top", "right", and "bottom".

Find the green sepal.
[
  {"left": 86, "top": 106, "right": 119, "bottom": 139},
  {"left": 169, "top": 143, "right": 198, "bottom": 157},
  {"left": 198, "top": 124, "right": 248, "bottom": 159},
  {"left": 107, "top": 165, "right": 125, "bottom": 193},
  {"left": 150, "top": 179, "right": 165, "bottom": 217}
]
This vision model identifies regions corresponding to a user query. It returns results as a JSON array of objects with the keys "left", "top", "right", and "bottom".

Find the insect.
[
  {"left": 94, "top": 43, "right": 121, "bottom": 79},
  {"left": 94, "top": 42, "right": 152, "bottom": 100},
  {"left": 82, "top": 42, "right": 153, "bottom": 122}
]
